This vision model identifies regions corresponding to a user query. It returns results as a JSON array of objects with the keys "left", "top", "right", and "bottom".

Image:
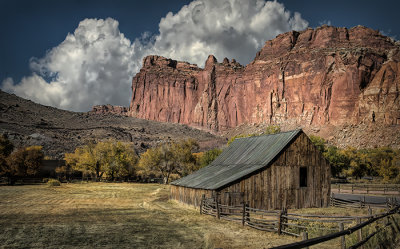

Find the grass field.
[{"left": 0, "top": 182, "right": 365, "bottom": 248}]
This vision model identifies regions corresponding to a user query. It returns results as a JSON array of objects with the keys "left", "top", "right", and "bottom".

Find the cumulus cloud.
[
  {"left": 2, "top": 0, "right": 308, "bottom": 111},
  {"left": 3, "top": 18, "right": 144, "bottom": 111},
  {"left": 151, "top": 0, "right": 308, "bottom": 66}
]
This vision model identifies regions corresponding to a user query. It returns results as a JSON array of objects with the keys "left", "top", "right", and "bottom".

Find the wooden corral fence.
[
  {"left": 331, "top": 183, "right": 400, "bottom": 195},
  {"left": 330, "top": 194, "right": 398, "bottom": 209},
  {"left": 200, "top": 195, "right": 400, "bottom": 249}
]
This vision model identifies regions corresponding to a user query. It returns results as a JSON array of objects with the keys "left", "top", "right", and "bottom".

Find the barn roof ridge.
[
  {"left": 235, "top": 129, "right": 302, "bottom": 139},
  {"left": 171, "top": 129, "right": 303, "bottom": 190}
]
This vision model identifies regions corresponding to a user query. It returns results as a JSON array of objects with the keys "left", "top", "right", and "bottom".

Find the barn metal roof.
[{"left": 171, "top": 129, "right": 302, "bottom": 190}]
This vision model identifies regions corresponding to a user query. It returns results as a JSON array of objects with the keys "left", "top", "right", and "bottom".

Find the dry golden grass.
[{"left": 0, "top": 182, "right": 346, "bottom": 249}]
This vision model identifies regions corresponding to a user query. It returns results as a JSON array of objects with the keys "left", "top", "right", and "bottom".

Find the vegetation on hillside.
[
  {"left": 310, "top": 135, "right": 400, "bottom": 182},
  {"left": 227, "top": 124, "right": 281, "bottom": 145}
]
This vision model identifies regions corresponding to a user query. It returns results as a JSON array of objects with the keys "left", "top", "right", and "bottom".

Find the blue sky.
[{"left": 1, "top": 0, "right": 398, "bottom": 111}]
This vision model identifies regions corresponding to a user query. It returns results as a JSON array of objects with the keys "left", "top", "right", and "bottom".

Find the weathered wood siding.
[
  {"left": 219, "top": 132, "right": 330, "bottom": 209},
  {"left": 170, "top": 132, "right": 331, "bottom": 209},
  {"left": 170, "top": 185, "right": 213, "bottom": 207}
]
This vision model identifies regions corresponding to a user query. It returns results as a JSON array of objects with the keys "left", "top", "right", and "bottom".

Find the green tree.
[
  {"left": 309, "top": 135, "right": 326, "bottom": 153},
  {"left": 198, "top": 148, "right": 222, "bottom": 168},
  {"left": 227, "top": 125, "right": 281, "bottom": 145},
  {"left": 97, "top": 141, "right": 138, "bottom": 181},
  {"left": 139, "top": 144, "right": 173, "bottom": 184},
  {"left": 227, "top": 134, "right": 250, "bottom": 146},
  {"left": 323, "top": 146, "right": 348, "bottom": 178},
  {"left": 171, "top": 139, "right": 199, "bottom": 177},
  {"left": 65, "top": 140, "right": 138, "bottom": 181},
  {"left": 138, "top": 139, "right": 199, "bottom": 184},
  {"left": 264, "top": 124, "right": 281, "bottom": 135}
]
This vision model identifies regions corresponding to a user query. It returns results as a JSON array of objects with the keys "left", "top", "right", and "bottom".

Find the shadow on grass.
[{"left": 0, "top": 207, "right": 204, "bottom": 249}]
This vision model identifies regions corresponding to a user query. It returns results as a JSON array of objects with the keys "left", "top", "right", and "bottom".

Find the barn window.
[{"left": 300, "top": 167, "right": 307, "bottom": 187}]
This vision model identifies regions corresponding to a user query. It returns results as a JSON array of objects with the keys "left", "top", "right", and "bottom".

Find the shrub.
[{"left": 47, "top": 179, "right": 61, "bottom": 186}]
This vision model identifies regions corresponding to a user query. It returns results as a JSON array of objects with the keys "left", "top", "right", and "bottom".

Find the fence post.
[
  {"left": 339, "top": 184, "right": 341, "bottom": 193},
  {"left": 390, "top": 215, "right": 400, "bottom": 233},
  {"left": 242, "top": 202, "right": 246, "bottom": 226},
  {"left": 368, "top": 206, "right": 372, "bottom": 216},
  {"left": 339, "top": 222, "right": 346, "bottom": 249},
  {"left": 282, "top": 208, "right": 288, "bottom": 232},
  {"left": 301, "top": 231, "right": 309, "bottom": 249},
  {"left": 332, "top": 193, "right": 335, "bottom": 207},
  {"left": 278, "top": 210, "right": 283, "bottom": 235},
  {"left": 200, "top": 194, "right": 205, "bottom": 215},
  {"left": 363, "top": 196, "right": 366, "bottom": 208},
  {"left": 246, "top": 203, "right": 250, "bottom": 224},
  {"left": 352, "top": 185, "right": 354, "bottom": 194},
  {"left": 356, "top": 218, "right": 363, "bottom": 249},
  {"left": 359, "top": 197, "right": 363, "bottom": 209},
  {"left": 386, "top": 197, "right": 390, "bottom": 212},
  {"left": 216, "top": 196, "right": 220, "bottom": 219}
]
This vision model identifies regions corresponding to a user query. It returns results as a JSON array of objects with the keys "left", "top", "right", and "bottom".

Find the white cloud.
[
  {"left": 318, "top": 20, "right": 332, "bottom": 26},
  {"left": 151, "top": 0, "right": 308, "bottom": 66},
  {"left": 1, "top": 0, "right": 308, "bottom": 112},
  {"left": 3, "top": 18, "right": 143, "bottom": 111}
]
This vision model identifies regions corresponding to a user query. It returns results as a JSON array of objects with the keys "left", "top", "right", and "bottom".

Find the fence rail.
[
  {"left": 200, "top": 195, "right": 400, "bottom": 249},
  {"left": 331, "top": 183, "right": 400, "bottom": 195},
  {"left": 330, "top": 194, "right": 398, "bottom": 210}
]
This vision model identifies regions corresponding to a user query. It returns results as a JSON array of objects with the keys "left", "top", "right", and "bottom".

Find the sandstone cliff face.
[{"left": 128, "top": 26, "right": 400, "bottom": 136}]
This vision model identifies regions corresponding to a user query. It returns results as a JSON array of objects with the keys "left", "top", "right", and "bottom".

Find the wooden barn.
[{"left": 170, "top": 129, "right": 331, "bottom": 210}]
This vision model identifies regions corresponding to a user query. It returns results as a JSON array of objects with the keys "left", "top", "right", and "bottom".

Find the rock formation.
[
  {"left": 91, "top": 104, "right": 128, "bottom": 116},
  {"left": 129, "top": 26, "right": 400, "bottom": 142}
]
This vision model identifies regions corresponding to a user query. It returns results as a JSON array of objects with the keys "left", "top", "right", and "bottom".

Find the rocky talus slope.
[{"left": 0, "top": 90, "right": 225, "bottom": 159}]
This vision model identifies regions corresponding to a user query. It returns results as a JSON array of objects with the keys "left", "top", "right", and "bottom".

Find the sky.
[{"left": 1, "top": 0, "right": 399, "bottom": 112}]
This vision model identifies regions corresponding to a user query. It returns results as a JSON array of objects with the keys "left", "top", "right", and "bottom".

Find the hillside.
[{"left": 0, "top": 90, "right": 225, "bottom": 159}]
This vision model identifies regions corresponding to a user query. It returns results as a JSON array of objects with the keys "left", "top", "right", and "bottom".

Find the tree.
[
  {"left": 6, "top": 146, "right": 44, "bottom": 184},
  {"left": 198, "top": 148, "right": 222, "bottom": 168},
  {"left": 323, "top": 146, "right": 348, "bottom": 178},
  {"left": 65, "top": 140, "right": 138, "bottom": 181},
  {"left": 97, "top": 141, "right": 138, "bottom": 181},
  {"left": 0, "top": 134, "right": 14, "bottom": 157},
  {"left": 227, "top": 134, "right": 251, "bottom": 146},
  {"left": 171, "top": 139, "right": 199, "bottom": 177},
  {"left": 227, "top": 125, "right": 281, "bottom": 145},
  {"left": 264, "top": 124, "right": 281, "bottom": 135},
  {"left": 138, "top": 139, "right": 199, "bottom": 184},
  {"left": 309, "top": 135, "right": 326, "bottom": 153},
  {"left": 0, "top": 135, "right": 14, "bottom": 178}
]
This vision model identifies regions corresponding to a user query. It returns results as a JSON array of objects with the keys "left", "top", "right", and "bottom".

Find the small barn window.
[{"left": 300, "top": 167, "right": 307, "bottom": 187}]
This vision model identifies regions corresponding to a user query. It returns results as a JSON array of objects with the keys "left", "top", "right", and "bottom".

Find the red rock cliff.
[{"left": 128, "top": 26, "right": 400, "bottom": 133}]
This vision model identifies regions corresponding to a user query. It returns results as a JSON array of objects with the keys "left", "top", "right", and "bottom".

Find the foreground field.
[{"left": 0, "top": 183, "right": 344, "bottom": 249}]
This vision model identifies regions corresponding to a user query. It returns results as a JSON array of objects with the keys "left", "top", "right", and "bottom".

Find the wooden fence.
[
  {"left": 330, "top": 193, "right": 398, "bottom": 209},
  {"left": 331, "top": 183, "right": 400, "bottom": 195},
  {"left": 200, "top": 195, "right": 400, "bottom": 248}
]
